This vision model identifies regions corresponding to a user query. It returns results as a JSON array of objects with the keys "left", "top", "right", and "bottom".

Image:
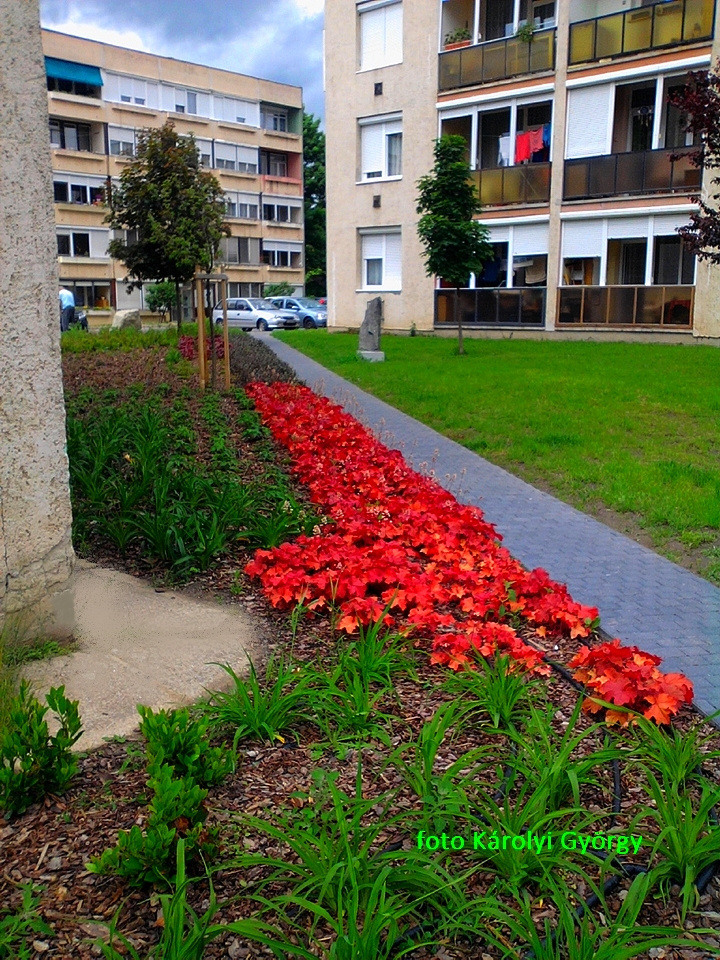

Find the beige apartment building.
[
  {"left": 43, "top": 30, "right": 304, "bottom": 321},
  {"left": 325, "top": 0, "right": 720, "bottom": 339}
]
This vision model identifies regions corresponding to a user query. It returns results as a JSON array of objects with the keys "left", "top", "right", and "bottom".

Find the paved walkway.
[{"left": 263, "top": 336, "right": 720, "bottom": 719}]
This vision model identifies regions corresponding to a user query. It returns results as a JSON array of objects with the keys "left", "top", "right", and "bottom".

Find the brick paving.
[{"left": 261, "top": 336, "right": 720, "bottom": 719}]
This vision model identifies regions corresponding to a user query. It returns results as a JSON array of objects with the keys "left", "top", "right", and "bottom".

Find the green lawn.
[{"left": 276, "top": 331, "right": 720, "bottom": 583}]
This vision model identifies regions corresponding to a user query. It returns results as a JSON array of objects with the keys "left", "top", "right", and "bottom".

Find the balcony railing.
[
  {"left": 569, "top": 0, "right": 713, "bottom": 65},
  {"left": 564, "top": 147, "right": 700, "bottom": 201},
  {"left": 557, "top": 285, "right": 694, "bottom": 327},
  {"left": 473, "top": 162, "right": 551, "bottom": 207},
  {"left": 439, "top": 28, "right": 555, "bottom": 92},
  {"left": 435, "top": 287, "right": 546, "bottom": 327}
]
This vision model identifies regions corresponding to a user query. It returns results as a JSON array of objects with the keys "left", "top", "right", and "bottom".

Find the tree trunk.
[
  {"left": 455, "top": 287, "right": 464, "bottom": 355},
  {"left": 175, "top": 281, "right": 181, "bottom": 333}
]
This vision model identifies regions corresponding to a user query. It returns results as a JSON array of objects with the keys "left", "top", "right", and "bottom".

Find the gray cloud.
[{"left": 40, "top": 0, "right": 325, "bottom": 120}]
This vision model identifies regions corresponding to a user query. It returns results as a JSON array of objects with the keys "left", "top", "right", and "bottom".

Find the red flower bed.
[
  {"left": 178, "top": 334, "right": 225, "bottom": 361},
  {"left": 244, "top": 381, "right": 693, "bottom": 722}
]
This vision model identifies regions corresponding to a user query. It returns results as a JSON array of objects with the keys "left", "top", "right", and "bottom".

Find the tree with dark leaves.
[
  {"left": 417, "top": 135, "right": 492, "bottom": 355},
  {"left": 303, "top": 112, "right": 326, "bottom": 297},
  {"left": 106, "top": 121, "right": 226, "bottom": 329}
]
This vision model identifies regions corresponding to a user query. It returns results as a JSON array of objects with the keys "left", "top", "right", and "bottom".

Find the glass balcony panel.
[
  {"left": 439, "top": 51, "right": 462, "bottom": 90},
  {"left": 458, "top": 289, "right": 477, "bottom": 325},
  {"left": 662, "top": 286, "right": 693, "bottom": 325},
  {"left": 615, "top": 152, "right": 645, "bottom": 194},
  {"left": 608, "top": 287, "right": 637, "bottom": 324},
  {"left": 482, "top": 42, "right": 507, "bottom": 82},
  {"left": 588, "top": 156, "right": 616, "bottom": 198},
  {"left": 530, "top": 31, "right": 555, "bottom": 71},
  {"left": 476, "top": 289, "right": 499, "bottom": 323},
  {"left": 461, "top": 45, "right": 485, "bottom": 86},
  {"left": 564, "top": 160, "right": 589, "bottom": 200},
  {"left": 525, "top": 163, "right": 551, "bottom": 202},
  {"left": 502, "top": 167, "right": 524, "bottom": 204},
  {"left": 645, "top": 150, "right": 673, "bottom": 191},
  {"left": 506, "top": 38, "right": 530, "bottom": 76},
  {"left": 558, "top": 288, "right": 583, "bottom": 324},
  {"left": 584, "top": 287, "right": 609, "bottom": 324},
  {"left": 636, "top": 286, "right": 663, "bottom": 324},
  {"left": 683, "top": 0, "right": 714, "bottom": 41},
  {"left": 569, "top": 21, "right": 595, "bottom": 64},
  {"left": 520, "top": 288, "right": 545, "bottom": 325},
  {"left": 624, "top": 9, "right": 653, "bottom": 51},
  {"left": 670, "top": 153, "right": 701, "bottom": 192},
  {"left": 652, "top": 1, "right": 683, "bottom": 47},
  {"left": 497, "top": 290, "right": 521, "bottom": 324},
  {"left": 595, "top": 14, "right": 624, "bottom": 58},
  {"left": 478, "top": 168, "right": 504, "bottom": 206}
]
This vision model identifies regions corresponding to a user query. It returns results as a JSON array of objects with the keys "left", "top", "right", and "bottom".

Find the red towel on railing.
[{"left": 515, "top": 131, "right": 532, "bottom": 163}]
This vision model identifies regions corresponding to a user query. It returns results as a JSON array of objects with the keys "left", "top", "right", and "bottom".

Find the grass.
[{"left": 275, "top": 332, "right": 720, "bottom": 581}]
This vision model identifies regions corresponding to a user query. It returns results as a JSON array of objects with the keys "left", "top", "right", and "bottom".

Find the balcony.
[
  {"left": 435, "top": 287, "right": 546, "bottom": 327},
  {"left": 569, "top": 0, "right": 714, "bottom": 66},
  {"left": 439, "top": 28, "right": 555, "bottom": 92},
  {"left": 473, "top": 162, "right": 551, "bottom": 207},
  {"left": 564, "top": 147, "right": 700, "bottom": 201},
  {"left": 557, "top": 285, "right": 694, "bottom": 327}
]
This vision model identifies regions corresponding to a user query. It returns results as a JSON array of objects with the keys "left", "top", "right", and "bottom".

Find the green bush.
[
  {"left": 0, "top": 682, "right": 82, "bottom": 818},
  {"left": 137, "top": 705, "right": 234, "bottom": 786}
]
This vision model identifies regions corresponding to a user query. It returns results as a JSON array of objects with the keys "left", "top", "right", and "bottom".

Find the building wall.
[
  {"left": 42, "top": 30, "right": 305, "bottom": 309},
  {"left": 0, "top": 2, "right": 75, "bottom": 638},
  {"left": 325, "top": 2, "right": 438, "bottom": 332}
]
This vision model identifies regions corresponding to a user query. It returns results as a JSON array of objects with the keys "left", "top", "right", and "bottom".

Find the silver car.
[
  {"left": 270, "top": 296, "right": 328, "bottom": 328},
  {"left": 212, "top": 298, "right": 299, "bottom": 331}
]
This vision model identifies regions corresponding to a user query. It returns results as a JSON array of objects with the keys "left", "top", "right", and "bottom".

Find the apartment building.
[
  {"left": 43, "top": 30, "right": 304, "bottom": 320},
  {"left": 326, "top": 1, "right": 720, "bottom": 339}
]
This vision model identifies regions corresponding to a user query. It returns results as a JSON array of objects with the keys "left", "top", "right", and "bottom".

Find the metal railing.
[
  {"left": 473, "top": 162, "right": 551, "bottom": 207},
  {"left": 435, "top": 288, "right": 546, "bottom": 327},
  {"left": 564, "top": 147, "right": 700, "bottom": 201},
  {"left": 557, "top": 285, "right": 694, "bottom": 327},
  {"left": 569, "top": 0, "right": 713, "bottom": 65},
  {"left": 439, "top": 28, "right": 555, "bottom": 91}
]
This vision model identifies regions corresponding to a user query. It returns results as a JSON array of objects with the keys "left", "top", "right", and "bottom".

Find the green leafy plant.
[
  {"left": 444, "top": 654, "right": 540, "bottom": 731},
  {"left": 630, "top": 714, "right": 720, "bottom": 790},
  {"left": 515, "top": 22, "right": 535, "bottom": 42},
  {"left": 0, "top": 681, "right": 83, "bottom": 818},
  {"left": 137, "top": 705, "right": 234, "bottom": 786},
  {"left": 444, "top": 27, "right": 471, "bottom": 44},
  {"left": 0, "top": 884, "right": 53, "bottom": 959},
  {"left": 205, "top": 654, "right": 314, "bottom": 745}
]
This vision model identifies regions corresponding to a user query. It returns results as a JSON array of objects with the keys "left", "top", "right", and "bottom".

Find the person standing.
[{"left": 59, "top": 286, "right": 75, "bottom": 331}]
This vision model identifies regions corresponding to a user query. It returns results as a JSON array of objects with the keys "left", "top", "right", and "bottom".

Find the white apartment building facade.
[
  {"left": 43, "top": 30, "right": 304, "bottom": 321},
  {"left": 326, "top": 0, "right": 720, "bottom": 339}
]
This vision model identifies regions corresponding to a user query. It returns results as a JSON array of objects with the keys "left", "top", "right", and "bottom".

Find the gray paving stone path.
[{"left": 261, "top": 335, "right": 720, "bottom": 719}]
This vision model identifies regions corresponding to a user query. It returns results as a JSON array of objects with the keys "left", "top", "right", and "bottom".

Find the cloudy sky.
[{"left": 40, "top": 0, "right": 325, "bottom": 120}]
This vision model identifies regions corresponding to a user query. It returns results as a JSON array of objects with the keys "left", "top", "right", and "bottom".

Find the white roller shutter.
[
  {"left": 566, "top": 85, "right": 613, "bottom": 159},
  {"left": 360, "top": 8, "right": 385, "bottom": 70},
  {"left": 237, "top": 145, "right": 258, "bottom": 167},
  {"left": 103, "top": 72, "right": 120, "bottom": 102},
  {"left": 607, "top": 217, "right": 648, "bottom": 239},
  {"left": 214, "top": 141, "right": 236, "bottom": 163},
  {"left": 486, "top": 224, "right": 510, "bottom": 243},
  {"left": 513, "top": 222, "right": 549, "bottom": 256},
  {"left": 146, "top": 82, "right": 159, "bottom": 109},
  {"left": 262, "top": 240, "right": 303, "bottom": 253},
  {"left": 197, "top": 93, "right": 211, "bottom": 116},
  {"left": 384, "top": 3, "right": 403, "bottom": 65},
  {"left": 361, "top": 125, "right": 384, "bottom": 178},
  {"left": 161, "top": 84, "right": 175, "bottom": 111},
  {"left": 562, "top": 219, "right": 604, "bottom": 259},
  {"left": 384, "top": 232, "right": 402, "bottom": 289},
  {"left": 653, "top": 212, "right": 693, "bottom": 235},
  {"left": 90, "top": 229, "right": 110, "bottom": 258},
  {"left": 362, "top": 233, "right": 383, "bottom": 260}
]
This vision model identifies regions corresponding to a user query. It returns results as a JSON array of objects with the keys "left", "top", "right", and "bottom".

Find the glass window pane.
[
  {"left": 366, "top": 258, "right": 382, "bottom": 286},
  {"left": 387, "top": 132, "right": 402, "bottom": 176},
  {"left": 72, "top": 233, "right": 90, "bottom": 257},
  {"left": 53, "top": 181, "right": 68, "bottom": 202}
]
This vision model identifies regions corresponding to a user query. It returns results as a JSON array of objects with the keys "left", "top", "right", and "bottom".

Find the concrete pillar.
[
  {"left": 0, "top": 0, "right": 75, "bottom": 638},
  {"left": 543, "top": 1, "right": 571, "bottom": 333},
  {"left": 692, "top": 0, "right": 720, "bottom": 340}
]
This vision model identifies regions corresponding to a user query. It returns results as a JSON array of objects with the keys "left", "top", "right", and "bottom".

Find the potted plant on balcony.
[
  {"left": 515, "top": 22, "right": 535, "bottom": 43},
  {"left": 444, "top": 27, "right": 472, "bottom": 51}
]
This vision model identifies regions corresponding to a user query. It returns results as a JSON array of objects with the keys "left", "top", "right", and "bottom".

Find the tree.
[
  {"left": 303, "top": 112, "right": 326, "bottom": 297},
  {"left": 145, "top": 281, "right": 178, "bottom": 323},
  {"left": 668, "top": 67, "right": 720, "bottom": 262},
  {"left": 416, "top": 135, "right": 492, "bottom": 354},
  {"left": 106, "top": 121, "right": 227, "bottom": 330},
  {"left": 263, "top": 281, "right": 295, "bottom": 298}
]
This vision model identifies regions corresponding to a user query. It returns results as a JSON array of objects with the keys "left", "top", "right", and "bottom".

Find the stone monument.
[
  {"left": 357, "top": 296, "right": 385, "bottom": 362},
  {"left": 0, "top": 0, "right": 76, "bottom": 639}
]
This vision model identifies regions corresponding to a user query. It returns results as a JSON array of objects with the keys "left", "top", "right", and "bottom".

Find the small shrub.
[
  {"left": 0, "top": 682, "right": 82, "bottom": 818},
  {"left": 0, "top": 884, "right": 53, "bottom": 959},
  {"left": 228, "top": 335, "right": 298, "bottom": 386},
  {"left": 137, "top": 705, "right": 234, "bottom": 786}
]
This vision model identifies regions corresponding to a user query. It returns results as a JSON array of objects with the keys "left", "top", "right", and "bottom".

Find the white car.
[{"left": 212, "top": 298, "right": 299, "bottom": 331}]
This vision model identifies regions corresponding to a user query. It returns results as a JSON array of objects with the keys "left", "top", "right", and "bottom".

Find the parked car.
[
  {"left": 269, "top": 297, "right": 328, "bottom": 328},
  {"left": 211, "top": 298, "right": 299, "bottom": 331}
]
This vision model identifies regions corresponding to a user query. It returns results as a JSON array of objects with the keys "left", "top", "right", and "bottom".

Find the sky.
[{"left": 40, "top": 0, "right": 325, "bottom": 121}]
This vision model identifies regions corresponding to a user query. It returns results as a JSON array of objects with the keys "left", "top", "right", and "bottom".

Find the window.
[
  {"left": 220, "top": 237, "right": 240, "bottom": 263},
  {"left": 239, "top": 201, "right": 259, "bottom": 219},
  {"left": 109, "top": 126, "right": 136, "bottom": 157},
  {"left": 54, "top": 181, "right": 69, "bottom": 203},
  {"left": 90, "top": 186, "right": 105, "bottom": 205},
  {"left": 49, "top": 119, "right": 93, "bottom": 152},
  {"left": 260, "top": 152, "right": 289, "bottom": 177},
  {"left": 607, "top": 239, "right": 647, "bottom": 285},
  {"left": 72, "top": 233, "right": 90, "bottom": 257},
  {"left": 71, "top": 184, "right": 88, "bottom": 204},
  {"left": 263, "top": 249, "right": 291, "bottom": 267},
  {"left": 47, "top": 76, "right": 100, "bottom": 98},
  {"left": 215, "top": 143, "right": 259, "bottom": 174},
  {"left": 57, "top": 234, "right": 70, "bottom": 256},
  {"left": 187, "top": 92, "right": 197, "bottom": 114},
  {"left": 262, "top": 109, "right": 288, "bottom": 132},
  {"left": 263, "top": 203, "right": 294, "bottom": 222},
  {"left": 360, "top": 231, "right": 401, "bottom": 290},
  {"left": 239, "top": 237, "right": 261, "bottom": 265},
  {"left": 360, "top": 116, "right": 402, "bottom": 180},
  {"left": 359, "top": 1, "right": 403, "bottom": 71},
  {"left": 654, "top": 236, "right": 695, "bottom": 285}
]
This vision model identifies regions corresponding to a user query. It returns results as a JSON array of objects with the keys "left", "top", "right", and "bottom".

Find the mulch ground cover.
[{"left": 1, "top": 339, "right": 720, "bottom": 959}]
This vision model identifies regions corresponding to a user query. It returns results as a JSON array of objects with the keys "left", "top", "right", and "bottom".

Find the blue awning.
[{"left": 45, "top": 57, "right": 103, "bottom": 87}]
